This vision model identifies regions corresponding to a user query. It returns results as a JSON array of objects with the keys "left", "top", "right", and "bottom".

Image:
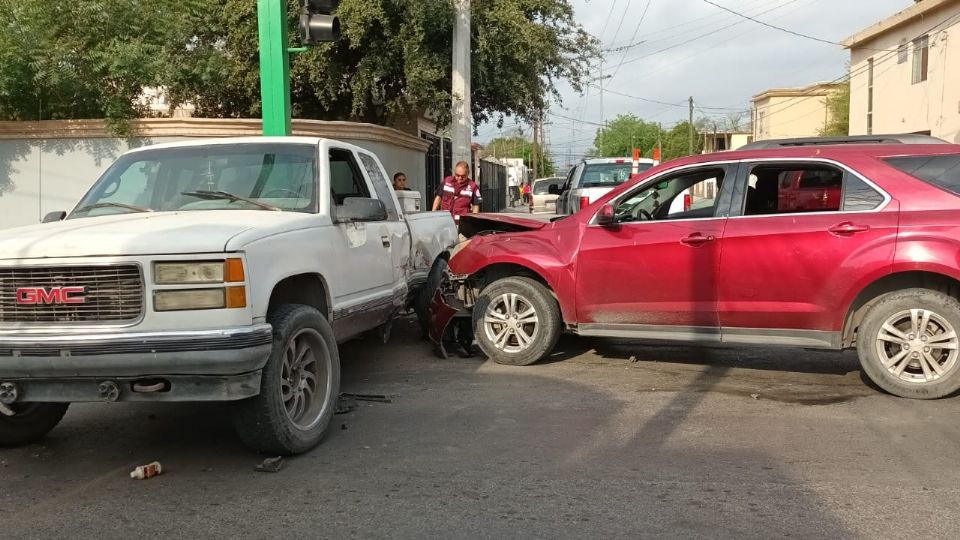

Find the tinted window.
[
  {"left": 743, "top": 163, "right": 881, "bottom": 215},
  {"left": 885, "top": 154, "right": 960, "bottom": 196}
]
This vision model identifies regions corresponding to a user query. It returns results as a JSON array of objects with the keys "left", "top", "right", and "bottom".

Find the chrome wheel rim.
[
  {"left": 280, "top": 328, "right": 332, "bottom": 429},
  {"left": 483, "top": 293, "right": 539, "bottom": 354},
  {"left": 875, "top": 309, "right": 959, "bottom": 384}
]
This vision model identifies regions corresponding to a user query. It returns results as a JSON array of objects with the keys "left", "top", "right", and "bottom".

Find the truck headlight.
[
  {"left": 153, "top": 258, "right": 245, "bottom": 285},
  {"left": 154, "top": 289, "right": 226, "bottom": 311}
]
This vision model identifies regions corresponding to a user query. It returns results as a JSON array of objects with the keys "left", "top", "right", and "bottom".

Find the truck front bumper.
[{"left": 0, "top": 325, "right": 273, "bottom": 403}]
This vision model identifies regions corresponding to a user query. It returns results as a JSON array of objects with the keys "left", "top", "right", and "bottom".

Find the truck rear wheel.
[
  {"left": 233, "top": 305, "right": 340, "bottom": 455},
  {"left": 857, "top": 288, "right": 960, "bottom": 399},
  {"left": 474, "top": 277, "right": 562, "bottom": 366},
  {"left": 0, "top": 403, "right": 69, "bottom": 446}
]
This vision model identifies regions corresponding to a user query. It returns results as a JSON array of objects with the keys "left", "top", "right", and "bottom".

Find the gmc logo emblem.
[{"left": 16, "top": 287, "right": 86, "bottom": 305}]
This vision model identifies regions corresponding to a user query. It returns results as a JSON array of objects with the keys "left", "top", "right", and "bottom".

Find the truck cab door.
[
  {"left": 328, "top": 147, "right": 398, "bottom": 331},
  {"left": 355, "top": 150, "right": 410, "bottom": 299}
]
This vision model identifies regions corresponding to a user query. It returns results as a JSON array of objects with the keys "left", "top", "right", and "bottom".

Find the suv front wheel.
[
  {"left": 857, "top": 288, "right": 960, "bottom": 399},
  {"left": 474, "top": 277, "right": 562, "bottom": 366}
]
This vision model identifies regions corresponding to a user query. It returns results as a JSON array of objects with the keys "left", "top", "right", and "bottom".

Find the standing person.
[
  {"left": 522, "top": 182, "right": 532, "bottom": 205},
  {"left": 432, "top": 161, "right": 481, "bottom": 225},
  {"left": 392, "top": 172, "right": 410, "bottom": 191}
]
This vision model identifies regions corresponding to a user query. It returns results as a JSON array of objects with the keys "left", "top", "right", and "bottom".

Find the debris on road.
[
  {"left": 629, "top": 356, "right": 638, "bottom": 363},
  {"left": 750, "top": 394, "right": 760, "bottom": 400},
  {"left": 336, "top": 395, "right": 359, "bottom": 415},
  {"left": 254, "top": 456, "right": 284, "bottom": 473},
  {"left": 340, "top": 392, "right": 393, "bottom": 404},
  {"left": 130, "top": 461, "right": 163, "bottom": 480}
]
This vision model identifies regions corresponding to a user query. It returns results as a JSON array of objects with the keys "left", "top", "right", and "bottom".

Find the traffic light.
[{"left": 300, "top": 0, "right": 340, "bottom": 44}]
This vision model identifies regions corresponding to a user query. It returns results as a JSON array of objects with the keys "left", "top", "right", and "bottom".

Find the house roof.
[
  {"left": 842, "top": 0, "right": 960, "bottom": 49},
  {"left": 751, "top": 82, "right": 844, "bottom": 103}
]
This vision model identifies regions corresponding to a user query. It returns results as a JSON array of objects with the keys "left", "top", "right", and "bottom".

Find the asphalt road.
[{"left": 3, "top": 317, "right": 960, "bottom": 539}]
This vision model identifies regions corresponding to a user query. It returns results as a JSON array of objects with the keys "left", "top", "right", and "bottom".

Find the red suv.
[{"left": 432, "top": 139, "right": 960, "bottom": 399}]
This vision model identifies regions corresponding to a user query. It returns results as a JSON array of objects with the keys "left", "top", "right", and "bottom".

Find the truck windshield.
[
  {"left": 580, "top": 162, "right": 652, "bottom": 188},
  {"left": 71, "top": 143, "right": 317, "bottom": 218}
]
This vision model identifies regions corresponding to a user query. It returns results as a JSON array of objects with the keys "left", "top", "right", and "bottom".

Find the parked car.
[
  {"left": 0, "top": 137, "right": 457, "bottom": 453},
  {"left": 555, "top": 157, "right": 656, "bottom": 215},
  {"left": 431, "top": 138, "right": 960, "bottom": 399},
  {"left": 531, "top": 177, "right": 564, "bottom": 212}
]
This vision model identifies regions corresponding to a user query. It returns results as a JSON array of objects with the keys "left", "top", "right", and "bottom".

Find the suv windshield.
[
  {"left": 71, "top": 143, "right": 317, "bottom": 218},
  {"left": 580, "top": 162, "right": 652, "bottom": 188}
]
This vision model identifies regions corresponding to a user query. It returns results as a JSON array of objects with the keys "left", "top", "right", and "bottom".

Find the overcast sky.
[{"left": 475, "top": 0, "right": 909, "bottom": 167}]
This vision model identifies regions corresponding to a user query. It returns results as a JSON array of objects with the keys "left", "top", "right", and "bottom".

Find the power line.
[
  {"left": 699, "top": 0, "right": 885, "bottom": 51},
  {"left": 609, "top": 0, "right": 653, "bottom": 81}
]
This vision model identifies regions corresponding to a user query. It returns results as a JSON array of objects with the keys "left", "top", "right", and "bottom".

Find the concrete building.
[
  {"left": 843, "top": 0, "right": 960, "bottom": 143},
  {"left": 751, "top": 83, "right": 844, "bottom": 140},
  {"left": 702, "top": 131, "right": 753, "bottom": 153}
]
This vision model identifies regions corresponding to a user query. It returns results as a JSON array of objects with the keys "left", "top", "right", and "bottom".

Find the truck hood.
[
  {"left": 458, "top": 214, "right": 547, "bottom": 239},
  {"left": 0, "top": 211, "right": 309, "bottom": 260}
]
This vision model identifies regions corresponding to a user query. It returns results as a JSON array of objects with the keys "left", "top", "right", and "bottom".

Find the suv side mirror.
[
  {"left": 337, "top": 197, "right": 386, "bottom": 222},
  {"left": 548, "top": 184, "right": 561, "bottom": 195},
  {"left": 42, "top": 211, "right": 66, "bottom": 223},
  {"left": 596, "top": 204, "right": 616, "bottom": 226}
]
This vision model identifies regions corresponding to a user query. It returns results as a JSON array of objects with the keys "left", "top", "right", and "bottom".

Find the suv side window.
[
  {"left": 613, "top": 168, "right": 726, "bottom": 223},
  {"left": 742, "top": 163, "right": 883, "bottom": 216},
  {"left": 357, "top": 151, "right": 400, "bottom": 221},
  {"left": 329, "top": 148, "right": 372, "bottom": 206}
]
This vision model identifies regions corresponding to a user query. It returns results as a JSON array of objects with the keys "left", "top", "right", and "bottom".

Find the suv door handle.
[
  {"left": 681, "top": 233, "right": 715, "bottom": 246},
  {"left": 828, "top": 222, "right": 870, "bottom": 236}
]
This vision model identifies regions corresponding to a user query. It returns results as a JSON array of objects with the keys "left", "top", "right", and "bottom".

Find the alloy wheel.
[
  {"left": 280, "top": 328, "right": 332, "bottom": 429},
  {"left": 483, "top": 292, "right": 540, "bottom": 353},
  {"left": 875, "top": 308, "right": 959, "bottom": 384}
]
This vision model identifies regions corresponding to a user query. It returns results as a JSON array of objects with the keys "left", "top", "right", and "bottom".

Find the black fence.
[{"left": 477, "top": 159, "right": 507, "bottom": 213}]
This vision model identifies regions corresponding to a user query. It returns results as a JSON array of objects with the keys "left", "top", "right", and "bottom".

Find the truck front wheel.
[
  {"left": 0, "top": 403, "right": 69, "bottom": 446},
  {"left": 233, "top": 305, "right": 341, "bottom": 455}
]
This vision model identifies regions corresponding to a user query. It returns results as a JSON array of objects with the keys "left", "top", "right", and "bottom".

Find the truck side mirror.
[
  {"left": 337, "top": 197, "right": 386, "bottom": 222},
  {"left": 548, "top": 184, "right": 561, "bottom": 195},
  {"left": 42, "top": 211, "right": 66, "bottom": 223}
]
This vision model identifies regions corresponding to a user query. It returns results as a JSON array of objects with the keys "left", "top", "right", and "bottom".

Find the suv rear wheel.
[
  {"left": 474, "top": 277, "right": 562, "bottom": 366},
  {"left": 857, "top": 288, "right": 960, "bottom": 399}
]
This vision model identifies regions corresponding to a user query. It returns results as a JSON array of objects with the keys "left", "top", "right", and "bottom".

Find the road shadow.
[{"left": 0, "top": 319, "right": 862, "bottom": 538}]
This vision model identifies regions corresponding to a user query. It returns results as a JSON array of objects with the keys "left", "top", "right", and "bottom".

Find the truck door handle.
[
  {"left": 680, "top": 233, "right": 714, "bottom": 246},
  {"left": 381, "top": 235, "right": 391, "bottom": 248},
  {"left": 828, "top": 222, "right": 870, "bottom": 236}
]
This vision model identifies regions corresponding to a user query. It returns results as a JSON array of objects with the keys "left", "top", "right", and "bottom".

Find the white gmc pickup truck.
[{"left": 0, "top": 137, "right": 457, "bottom": 454}]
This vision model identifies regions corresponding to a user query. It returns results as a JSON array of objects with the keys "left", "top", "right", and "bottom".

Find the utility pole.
[
  {"left": 531, "top": 111, "right": 540, "bottom": 181},
  {"left": 451, "top": 0, "right": 472, "bottom": 166},
  {"left": 688, "top": 96, "right": 694, "bottom": 156}
]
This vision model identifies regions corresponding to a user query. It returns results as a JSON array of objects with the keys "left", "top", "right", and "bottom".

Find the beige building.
[
  {"left": 751, "top": 83, "right": 844, "bottom": 141},
  {"left": 702, "top": 131, "right": 753, "bottom": 153},
  {"left": 844, "top": 0, "right": 960, "bottom": 143}
]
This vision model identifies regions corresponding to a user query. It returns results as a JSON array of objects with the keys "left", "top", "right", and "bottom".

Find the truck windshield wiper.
[
  {"left": 181, "top": 190, "right": 280, "bottom": 211},
  {"left": 73, "top": 202, "right": 153, "bottom": 214}
]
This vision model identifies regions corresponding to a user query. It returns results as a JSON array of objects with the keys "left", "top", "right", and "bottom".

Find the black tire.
[
  {"left": 233, "top": 305, "right": 341, "bottom": 455},
  {"left": 857, "top": 288, "right": 960, "bottom": 399},
  {"left": 0, "top": 403, "right": 69, "bottom": 446},
  {"left": 473, "top": 277, "right": 562, "bottom": 366},
  {"left": 415, "top": 257, "right": 448, "bottom": 339}
]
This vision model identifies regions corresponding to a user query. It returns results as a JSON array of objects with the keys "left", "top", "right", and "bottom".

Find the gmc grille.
[{"left": 0, "top": 265, "right": 144, "bottom": 324}]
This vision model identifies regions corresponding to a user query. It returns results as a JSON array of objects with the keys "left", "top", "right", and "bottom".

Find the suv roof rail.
[{"left": 740, "top": 134, "right": 949, "bottom": 150}]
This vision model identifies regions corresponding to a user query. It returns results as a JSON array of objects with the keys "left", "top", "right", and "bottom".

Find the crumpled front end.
[{"left": 427, "top": 242, "right": 478, "bottom": 358}]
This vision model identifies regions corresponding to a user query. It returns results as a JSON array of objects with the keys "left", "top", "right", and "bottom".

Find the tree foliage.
[
  {"left": 0, "top": 0, "right": 598, "bottom": 131},
  {"left": 485, "top": 134, "right": 555, "bottom": 176},
  {"left": 589, "top": 114, "right": 702, "bottom": 162},
  {"left": 819, "top": 80, "right": 850, "bottom": 137}
]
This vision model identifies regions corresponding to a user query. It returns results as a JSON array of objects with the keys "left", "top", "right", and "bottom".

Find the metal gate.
[{"left": 478, "top": 159, "right": 507, "bottom": 213}]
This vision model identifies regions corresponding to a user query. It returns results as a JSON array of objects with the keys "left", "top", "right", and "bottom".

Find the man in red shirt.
[{"left": 432, "top": 161, "right": 481, "bottom": 224}]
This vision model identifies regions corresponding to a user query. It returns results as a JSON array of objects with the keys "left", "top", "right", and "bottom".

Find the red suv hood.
[{"left": 458, "top": 214, "right": 547, "bottom": 238}]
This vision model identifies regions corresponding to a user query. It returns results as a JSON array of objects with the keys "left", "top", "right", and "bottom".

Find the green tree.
[
  {"left": 485, "top": 135, "right": 555, "bottom": 176},
  {"left": 0, "top": 0, "right": 598, "bottom": 131},
  {"left": 819, "top": 81, "right": 850, "bottom": 136},
  {"left": 589, "top": 114, "right": 701, "bottom": 161}
]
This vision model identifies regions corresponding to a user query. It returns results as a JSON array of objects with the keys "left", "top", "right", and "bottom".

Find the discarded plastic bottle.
[{"left": 130, "top": 461, "right": 162, "bottom": 480}]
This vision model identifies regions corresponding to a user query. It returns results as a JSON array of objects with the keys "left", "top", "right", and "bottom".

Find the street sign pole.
[{"left": 258, "top": 0, "right": 292, "bottom": 136}]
